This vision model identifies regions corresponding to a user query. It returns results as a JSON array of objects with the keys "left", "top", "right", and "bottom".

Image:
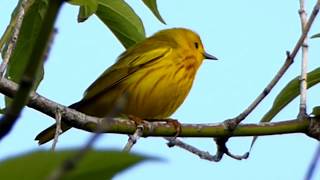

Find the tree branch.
[
  {"left": 0, "top": 77, "right": 317, "bottom": 140},
  {"left": 305, "top": 143, "right": 320, "bottom": 180},
  {"left": 298, "top": 0, "right": 309, "bottom": 118},
  {"left": 0, "top": 0, "right": 63, "bottom": 140},
  {"left": 51, "top": 108, "right": 62, "bottom": 151},
  {"left": 231, "top": 0, "right": 320, "bottom": 125},
  {"left": 165, "top": 137, "right": 219, "bottom": 161},
  {"left": 123, "top": 125, "right": 144, "bottom": 152}
]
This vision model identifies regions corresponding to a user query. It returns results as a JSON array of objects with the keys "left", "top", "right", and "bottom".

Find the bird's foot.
[
  {"left": 162, "top": 118, "right": 182, "bottom": 139},
  {"left": 146, "top": 118, "right": 181, "bottom": 139}
]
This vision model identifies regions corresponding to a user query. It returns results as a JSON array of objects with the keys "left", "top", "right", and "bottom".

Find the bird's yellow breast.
[{"left": 122, "top": 53, "right": 199, "bottom": 118}]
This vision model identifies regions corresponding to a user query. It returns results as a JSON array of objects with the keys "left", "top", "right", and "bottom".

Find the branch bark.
[
  {"left": 0, "top": 77, "right": 317, "bottom": 140},
  {"left": 298, "top": 0, "right": 309, "bottom": 118},
  {"left": 0, "top": 0, "right": 63, "bottom": 140},
  {"left": 231, "top": 0, "right": 320, "bottom": 125}
]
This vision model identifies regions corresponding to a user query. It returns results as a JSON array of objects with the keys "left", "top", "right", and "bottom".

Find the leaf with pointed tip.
[
  {"left": 249, "top": 67, "right": 320, "bottom": 151},
  {"left": 312, "top": 106, "right": 320, "bottom": 117},
  {"left": 261, "top": 67, "right": 320, "bottom": 123},
  {"left": 142, "top": 0, "right": 166, "bottom": 24},
  {"left": 77, "top": 5, "right": 97, "bottom": 22},
  {"left": 95, "top": 0, "right": 146, "bottom": 49},
  {"left": 311, "top": 33, "right": 320, "bottom": 39},
  {"left": 68, "top": 0, "right": 98, "bottom": 22},
  {"left": 0, "top": 150, "right": 153, "bottom": 180}
]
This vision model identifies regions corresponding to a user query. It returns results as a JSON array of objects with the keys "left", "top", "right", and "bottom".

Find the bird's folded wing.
[{"left": 82, "top": 46, "right": 172, "bottom": 101}]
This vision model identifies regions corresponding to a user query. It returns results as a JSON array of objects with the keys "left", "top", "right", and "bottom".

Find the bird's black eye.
[{"left": 194, "top": 42, "right": 199, "bottom": 49}]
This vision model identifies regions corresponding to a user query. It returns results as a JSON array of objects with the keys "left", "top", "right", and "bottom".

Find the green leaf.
[
  {"left": 67, "top": 0, "right": 146, "bottom": 48},
  {"left": 77, "top": 5, "right": 97, "bottom": 22},
  {"left": 311, "top": 33, "right": 320, "bottom": 39},
  {"left": 95, "top": 0, "right": 146, "bottom": 48},
  {"left": 261, "top": 67, "right": 320, "bottom": 123},
  {"left": 0, "top": 108, "right": 5, "bottom": 114},
  {"left": 249, "top": 67, "right": 320, "bottom": 152},
  {"left": 68, "top": 0, "right": 96, "bottom": 6},
  {"left": 5, "top": 0, "right": 48, "bottom": 105},
  {"left": 0, "top": 150, "right": 151, "bottom": 180},
  {"left": 142, "top": 0, "right": 166, "bottom": 24},
  {"left": 312, "top": 106, "right": 320, "bottom": 117},
  {"left": 68, "top": 0, "right": 98, "bottom": 22},
  {"left": 0, "top": 0, "right": 34, "bottom": 54}
]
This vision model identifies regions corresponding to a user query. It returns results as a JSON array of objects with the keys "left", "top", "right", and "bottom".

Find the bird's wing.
[{"left": 82, "top": 46, "right": 172, "bottom": 101}]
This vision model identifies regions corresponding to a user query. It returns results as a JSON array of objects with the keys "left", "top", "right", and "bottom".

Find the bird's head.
[{"left": 154, "top": 28, "right": 218, "bottom": 62}]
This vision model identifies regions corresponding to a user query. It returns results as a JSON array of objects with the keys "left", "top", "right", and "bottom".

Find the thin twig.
[
  {"left": 215, "top": 0, "right": 320, "bottom": 161},
  {"left": 213, "top": 138, "right": 249, "bottom": 161},
  {"left": 165, "top": 137, "right": 218, "bottom": 161},
  {"left": 165, "top": 137, "right": 248, "bottom": 162},
  {"left": 123, "top": 125, "right": 144, "bottom": 152},
  {"left": 43, "top": 28, "right": 58, "bottom": 62},
  {"left": 51, "top": 108, "right": 62, "bottom": 151},
  {"left": 48, "top": 119, "right": 106, "bottom": 180},
  {"left": 0, "top": 0, "right": 28, "bottom": 77},
  {"left": 305, "top": 143, "right": 320, "bottom": 180},
  {"left": 47, "top": 96, "right": 126, "bottom": 180},
  {"left": 298, "top": 0, "right": 309, "bottom": 118},
  {"left": 47, "top": 131, "right": 102, "bottom": 180},
  {"left": 231, "top": 0, "right": 320, "bottom": 125},
  {"left": 0, "top": 0, "right": 63, "bottom": 141},
  {"left": 231, "top": 52, "right": 293, "bottom": 125}
]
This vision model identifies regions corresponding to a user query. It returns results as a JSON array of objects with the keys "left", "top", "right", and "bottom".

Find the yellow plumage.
[{"left": 35, "top": 28, "right": 217, "bottom": 144}]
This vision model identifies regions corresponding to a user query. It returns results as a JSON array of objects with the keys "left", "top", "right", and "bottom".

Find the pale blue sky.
[{"left": 1, "top": 1, "right": 320, "bottom": 180}]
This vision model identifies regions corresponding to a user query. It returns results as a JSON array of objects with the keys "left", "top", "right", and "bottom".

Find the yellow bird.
[{"left": 35, "top": 28, "right": 217, "bottom": 144}]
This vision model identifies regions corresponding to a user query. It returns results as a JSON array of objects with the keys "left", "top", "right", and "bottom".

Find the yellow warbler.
[{"left": 35, "top": 28, "right": 217, "bottom": 144}]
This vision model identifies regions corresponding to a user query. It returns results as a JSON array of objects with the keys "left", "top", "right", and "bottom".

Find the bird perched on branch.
[{"left": 35, "top": 28, "right": 217, "bottom": 144}]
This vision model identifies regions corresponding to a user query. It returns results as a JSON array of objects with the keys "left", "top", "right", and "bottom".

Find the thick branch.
[{"left": 0, "top": 77, "right": 316, "bottom": 139}]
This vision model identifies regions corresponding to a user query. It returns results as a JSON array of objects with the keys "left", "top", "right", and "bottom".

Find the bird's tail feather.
[
  {"left": 35, "top": 122, "right": 71, "bottom": 145},
  {"left": 35, "top": 102, "right": 81, "bottom": 145}
]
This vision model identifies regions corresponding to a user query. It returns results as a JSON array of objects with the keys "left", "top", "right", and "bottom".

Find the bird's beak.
[{"left": 203, "top": 52, "right": 218, "bottom": 60}]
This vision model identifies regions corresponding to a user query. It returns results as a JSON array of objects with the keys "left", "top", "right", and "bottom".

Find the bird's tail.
[
  {"left": 35, "top": 122, "right": 71, "bottom": 145},
  {"left": 35, "top": 102, "right": 81, "bottom": 145}
]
